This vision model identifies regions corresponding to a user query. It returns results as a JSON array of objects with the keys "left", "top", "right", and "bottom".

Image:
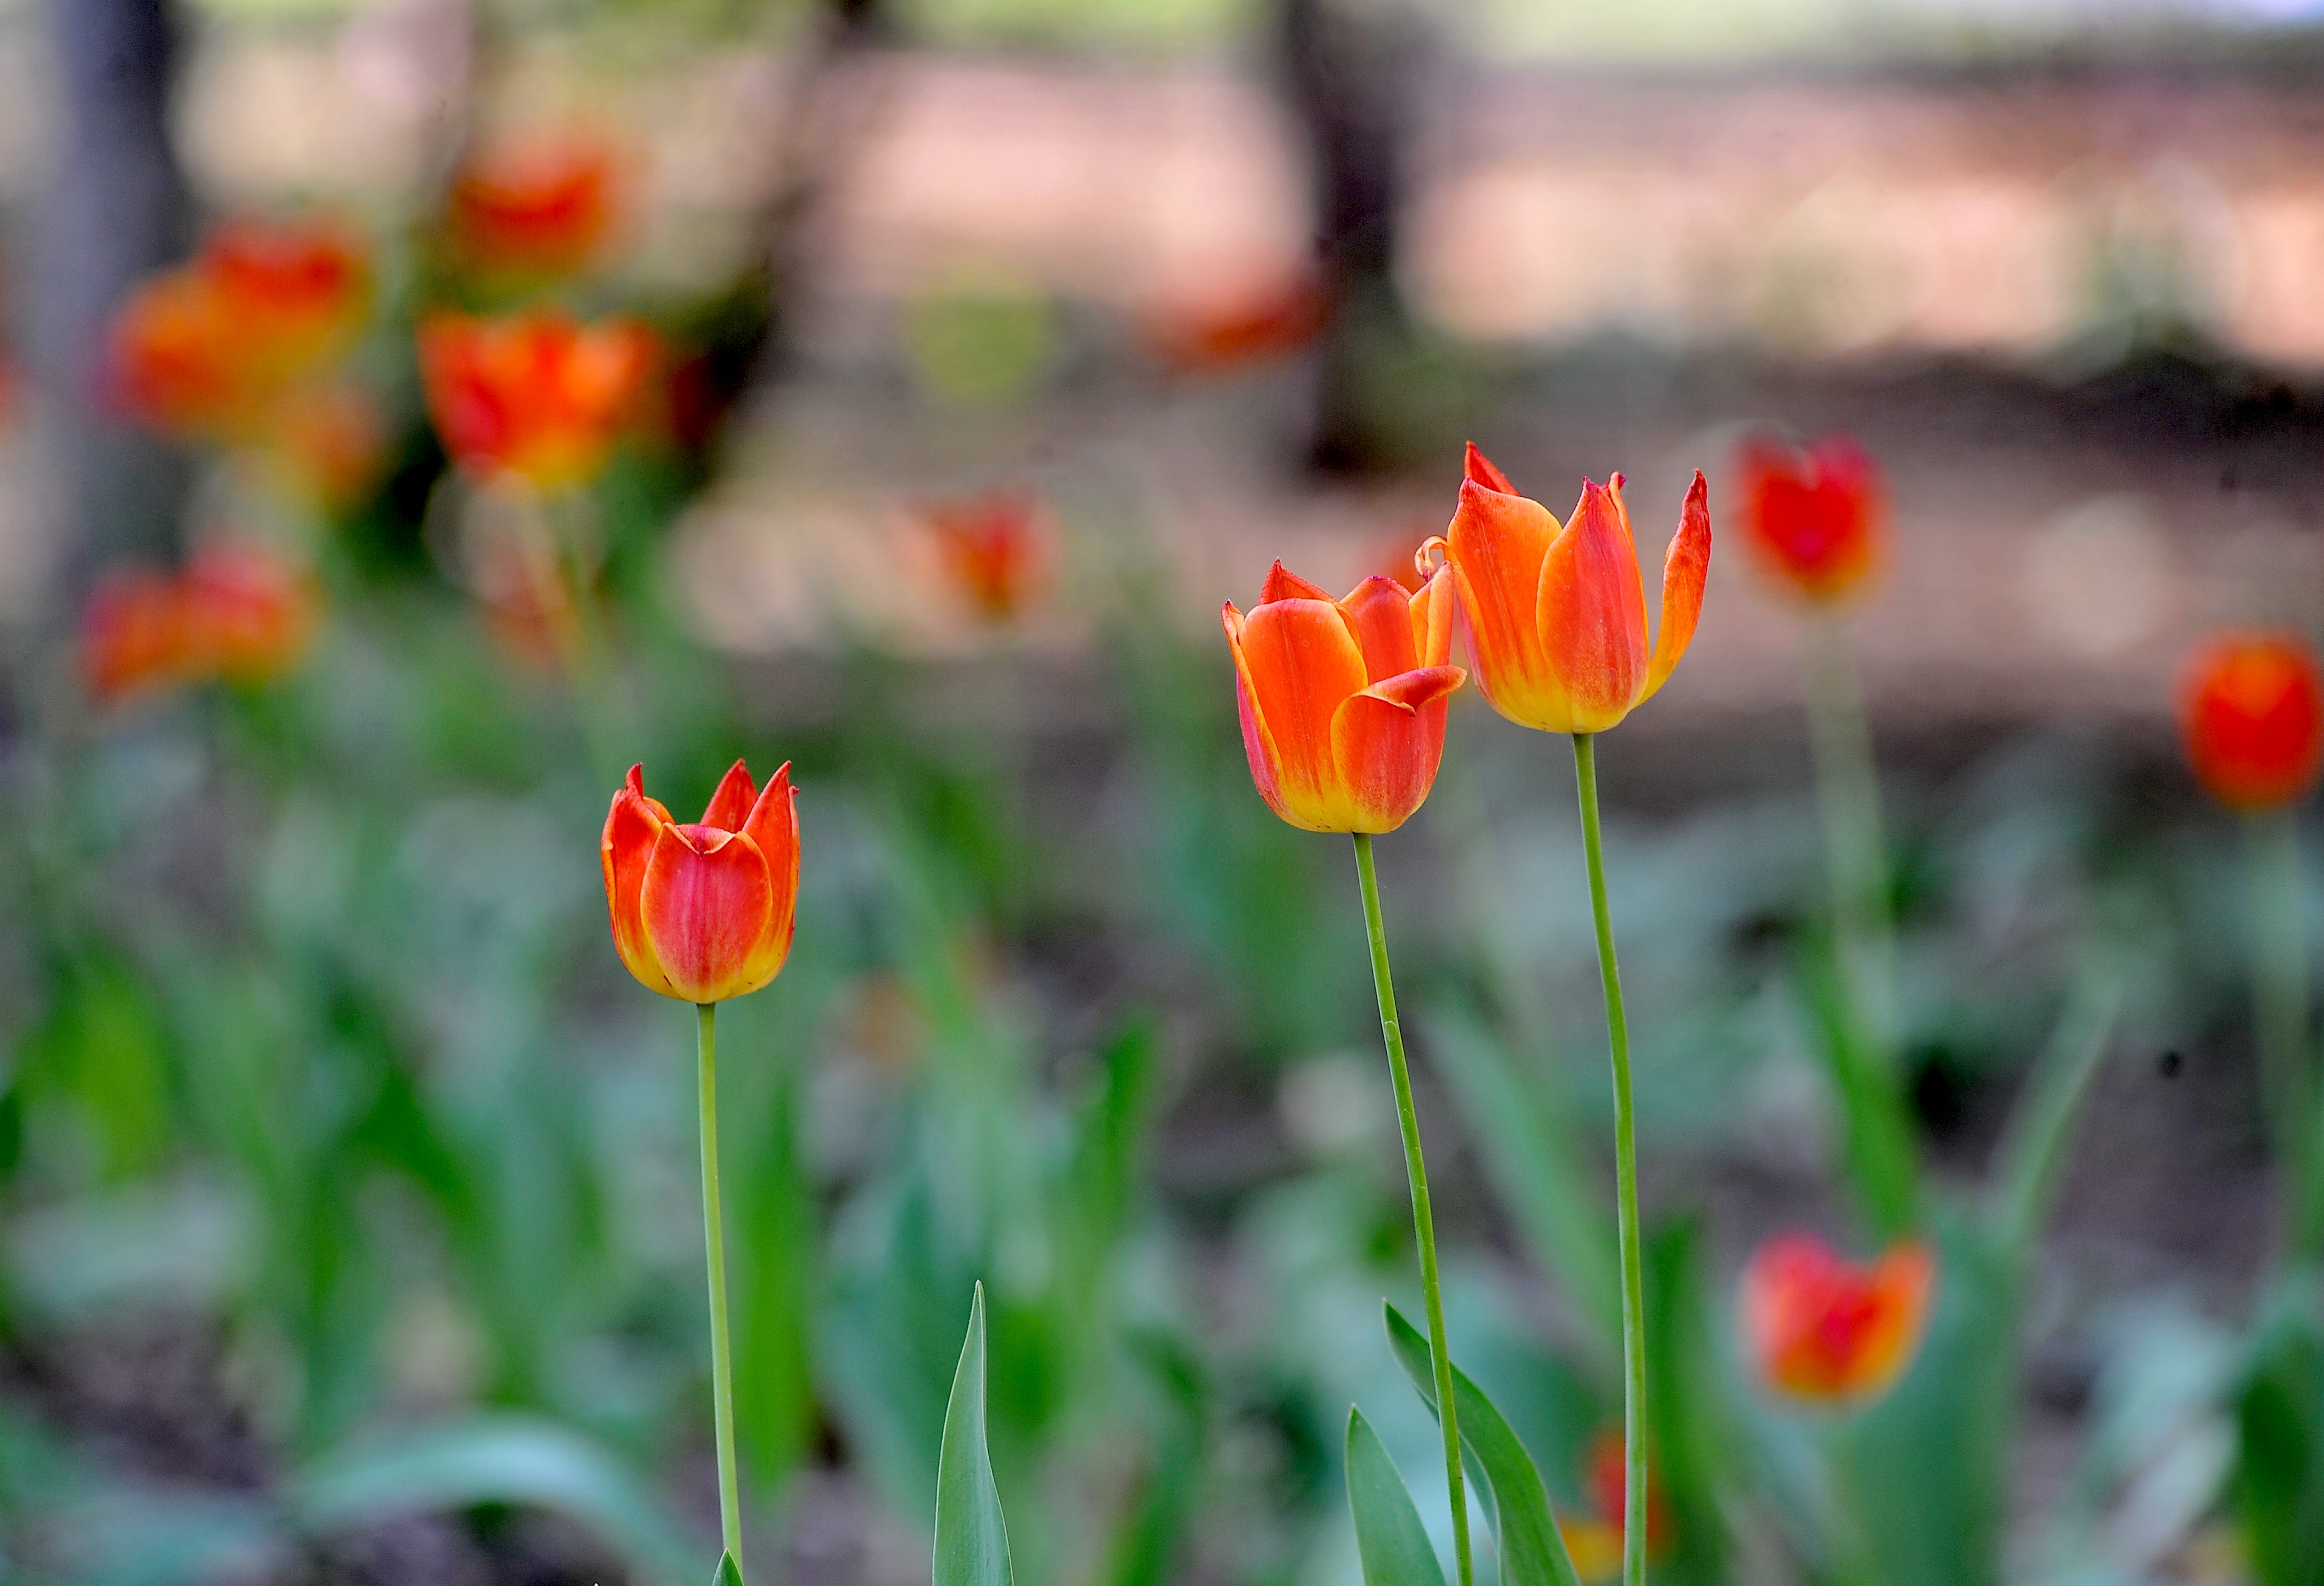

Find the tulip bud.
[
  {"left": 1740, "top": 1232, "right": 1934, "bottom": 1405},
  {"left": 1733, "top": 433, "right": 1885, "bottom": 604},
  {"left": 2178, "top": 631, "right": 2324, "bottom": 812},
  {"left": 603, "top": 761, "right": 800, "bottom": 1005}
]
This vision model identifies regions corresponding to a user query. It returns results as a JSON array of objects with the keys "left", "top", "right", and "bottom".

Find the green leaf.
[
  {"left": 715, "top": 1548, "right": 746, "bottom": 1586},
  {"left": 935, "top": 1283, "right": 1014, "bottom": 1586},
  {"left": 1795, "top": 928, "right": 1921, "bottom": 1240},
  {"left": 286, "top": 1413, "right": 700, "bottom": 1586},
  {"left": 1384, "top": 1304, "right": 1583, "bottom": 1586},
  {"left": 1346, "top": 1405, "right": 1449, "bottom": 1586},
  {"left": 1987, "top": 951, "right": 2129, "bottom": 1257},
  {"left": 2237, "top": 1286, "right": 2324, "bottom": 1586}
]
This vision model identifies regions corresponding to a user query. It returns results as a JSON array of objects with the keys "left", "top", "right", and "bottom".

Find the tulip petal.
[
  {"left": 1446, "top": 477, "right": 1558, "bottom": 720},
  {"left": 603, "top": 767, "right": 679, "bottom": 998},
  {"left": 1338, "top": 574, "right": 1420, "bottom": 683},
  {"left": 1536, "top": 477, "right": 1649, "bottom": 730},
  {"left": 1260, "top": 560, "right": 1336, "bottom": 606},
  {"left": 1225, "top": 603, "right": 1293, "bottom": 824},
  {"left": 1328, "top": 667, "right": 1465, "bottom": 833},
  {"left": 1463, "top": 441, "right": 1517, "bottom": 495},
  {"left": 701, "top": 759, "right": 757, "bottom": 831},
  {"left": 737, "top": 763, "right": 801, "bottom": 992},
  {"left": 1642, "top": 470, "right": 1712, "bottom": 702},
  {"left": 1235, "top": 595, "right": 1370, "bottom": 822},
  {"left": 641, "top": 823, "right": 776, "bottom": 1004},
  {"left": 1408, "top": 565, "right": 1455, "bottom": 669}
]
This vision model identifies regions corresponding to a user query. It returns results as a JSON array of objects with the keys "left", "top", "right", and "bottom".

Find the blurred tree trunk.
[
  {"left": 1279, "top": 0, "right": 1416, "bottom": 475},
  {"left": 31, "top": 0, "right": 194, "bottom": 596}
]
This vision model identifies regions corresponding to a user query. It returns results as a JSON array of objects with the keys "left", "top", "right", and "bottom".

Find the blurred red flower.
[
  {"left": 1145, "top": 269, "right": 1330, "bottom": 375},
  {"left": 2178, "top": 631, "right": 2324, "bottom": 812},
  {"left": 83, "top": 567, "right": 195, "bottom": 704},
  {"left": 446, "top": 132, "right": 624, "bottom": 282},
  {"left": 181, "top": 540, "right": 320, "bottom": 687},
  {"left": 420, "top": 311, "right": 659, "bottom": 491},
  {"left": 1733, "top": 433, "right": 1885, "bottom": 604},
  {"left": 927, "top": 490, "right": 1048, "bottom": 624},
  {"left": 1741, "top": 1232, "right": 1935, "bottom": 1404},
  {"left": 110, "top": 217, "right": 370, "bottom": 442}
]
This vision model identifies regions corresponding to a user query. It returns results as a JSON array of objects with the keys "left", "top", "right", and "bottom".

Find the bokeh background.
[{"left": 2, "top": 0, "right": 2324, "bottom": 1582}]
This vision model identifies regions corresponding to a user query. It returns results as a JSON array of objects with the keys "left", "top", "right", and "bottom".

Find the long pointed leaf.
[
  {"left": 1988, "top": 952, "right": 2127, "bottom": 1257},
  {"left": 935, "top": 1283, "right": 1014, "bottom": 1586},
  {"left": 1385, "top": 1304, "right": 1585, "bottom": 1586},
  {"left": 715, "top": 1549, "right": 744, "bottom": 1586},
  {"left": 1347, "top": 1406, "right": 1450, "bottom": 1586}
]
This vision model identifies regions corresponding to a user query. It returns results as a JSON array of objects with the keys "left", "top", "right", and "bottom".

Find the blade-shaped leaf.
[
  {"left": 935, "top": 1283, "right": 1014, "bottom": 1586},
  {"left": 1347, "top": 1405, "right": 1450, "bottom": 1586},
  {"left": 286, "top": 1412, "right": 700, "bottom": 1586},
  {"left": 1386, "top": 1304, "right": 1585, "bottom": 1586},
  {"left": 715, "top": 1548, "right": 744, "bottom": 1586}
]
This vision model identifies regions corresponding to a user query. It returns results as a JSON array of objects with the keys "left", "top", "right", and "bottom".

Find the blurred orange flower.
[
  {"left": 420, "top": 311, "right": 658, "bottom": 491},
  {"left": 603, "top": 761, "right": 800, "bottom": 1005},
  {"left": 928, "top": 490, "right": 1047, "bottom": 623},
  {"left": 1223, "top": 561, "right": 1464, "bottom": 834},
  {"left": 1733, "top": 433, "right": 1886, "bottom": 604},
  {"left": 83, "top": 567, "right": 194, "bottom": 704},
  {"left": 1424, "top": 444, "right": 1710, "bottom": 735},
  {"left": 81, "top": 539, "right": 318, "bottom": 705},
  {"left": 446, "top": 133, "right": 624, "bottom": 282},
  {"left": 2178, "top": 632, "right": 2324, "bottom": 812},
  {"left": 1147, "top": 269, "right": 1330, "bottom": 374},
  {"left": 110, "top": 217, "right": 370, "bottom": 442},
  {"left": 1741, "top": 1232, "right": 1935, "bottom": 1404},
  {"left": 181, "top": 540, "right": 319, "bottom": 687},
  {"left": 269, "top": 380, "right": 389, "bottom": 512},
  {"left": 1582, "top": 1428, "right": 1672, "bottom": 1555}
]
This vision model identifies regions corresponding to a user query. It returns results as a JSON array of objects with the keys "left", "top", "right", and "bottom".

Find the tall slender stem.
[
  {"left": 2247, "top": 811, "right": 2314, "bottom": 1212},
  {"left": 1352, "top": 832, "right": 1472, "bottom": 1586},
  {"left": 1804, "top": 618, "right": 1897, "bottom": 1064},
  {"left": 1570, "top": 734, "right": 1648, "bottom": 1586},
  {"left": 698, "top": 1002, "right": 744, "bottom": 1567}
]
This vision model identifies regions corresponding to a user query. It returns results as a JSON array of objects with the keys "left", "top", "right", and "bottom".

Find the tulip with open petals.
[
  {"left": 603, "top": 761, "right": 800, "bottom": 1006},
  {"left": 2178, "top": 632, "right": 2324, "bottom": 812},
  {"left": 1741, "top": 1232, "right": 1934, "bottom": 1404},
  {"left": 1734, "top": 433, "right": 1885, "bottom": 604},
  {"left": 1222, "top": 562, "right": 1465, "bottom": 834},
  {"left": 421, "top": 311, "right": 658, "bottom": 492},
  {"left": 1423, "top": 444, "right": 1709, "bottom": 736}
]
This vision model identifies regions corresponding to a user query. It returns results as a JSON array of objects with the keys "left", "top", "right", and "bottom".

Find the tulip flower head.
[
  {"left": 1741, "top": 1232, "right": 1935, "bottom": 1404},
  {"left": 1222, "top": 561, "right": 1465, "bottom": 834},
  {"left": 928, "top": 490, "right": 1046, "bottom": 624},
  {"left": 1146, "top": 268, "right": 1330, "bottom": 375},
  {"left": 83, "top": 567, "right": 194, "bottom": 705},
  {"left": 447, "top": 132, "right": 624, "bottom": 282},
  {"left": 604, "top": 761, "right": 800, "bottom": 1005},
  {"left": 420, "top": 311, "right": 658, "bottom": 492},
  {"left": 1423, "top": 444, "right": 1709, "bottom": 735},
  {"left": 111, "top": 217, "right": 371, "bottom": 442},
  {"left": 181, "top": 540, "right": 320, "bottom": 687},
  {"left": 2178, "top": 632, "right": 2324, "bottom": 812},
  {"left": 1734, "top": 433, "right": 1885, "bottom": 604}
]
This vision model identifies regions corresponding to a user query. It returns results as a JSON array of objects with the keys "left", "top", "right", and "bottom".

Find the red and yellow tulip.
[
  {"left": 110, "top": 217, "right": 370, "bottom": 442},
  {"left": 1740, "top": 1232, "right": 1935, "bottom": 1404},
  {"left": 2178, "top": 632, "right": 2324, "bottom": 812},
  {"left": 446, "top": 132, "right": 624, "bottom": 282},
  {"left": 1222, "top": 561, "right": 1464, "bottom": 834},
  {"left": 420, "top": 310, "right": 658, "bottom": 492},
  {"left": 1424, "top": 444, "right": 1709, "bottom": 735},
  {"left": 928, "top": 490, "right": 1046, "bottom": 624},
  {"left": 603, "top": 761, "right": 800, "bottom": 1005},
  {"left": 1733, "top": 433, "right": 1885, "bottom": 604}
]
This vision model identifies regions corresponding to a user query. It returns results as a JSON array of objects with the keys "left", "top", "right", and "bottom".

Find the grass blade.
[{"left": 935, "top": 1282, "right": 1014, "bottom": 1586}]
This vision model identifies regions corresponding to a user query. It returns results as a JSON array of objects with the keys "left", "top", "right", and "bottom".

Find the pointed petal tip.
[{"left": 1462, "top": 440, "right": 1517, "bottom": 494}]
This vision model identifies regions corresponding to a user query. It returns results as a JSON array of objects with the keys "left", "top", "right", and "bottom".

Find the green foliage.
[
  {"left": 2237, "top": 1282, "right": 2324, "bottom": 1586},
  {"left": 936, "top": 1284, "right": 1015, "bottom": 1586},
  {"left": 1346, "top": 1405, "right": 1449, "bottom": 1586}
]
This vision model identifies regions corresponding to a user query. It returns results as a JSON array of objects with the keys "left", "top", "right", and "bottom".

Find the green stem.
[
  {"left": 1804, "top": 619, "right": 1898, "bottom": 1063},
  {"left": 698, "top": 1002, "right": 744, "bottom": 1568},
  {"left": 1570, "top": 735, "right": 1649, "bottom": 1586},
  {"left": 2248, "top": 812, "right": 2314, "bottom": 1215},
  {"left": 1352, "top": 832, "right": 1472, "bottom": 1586}
]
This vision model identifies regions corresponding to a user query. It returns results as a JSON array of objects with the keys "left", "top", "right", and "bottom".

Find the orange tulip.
[
  {"left": 82, "top": 567, "right": 194, "bottom": 704},
  {"left": 446, "top": 133, "right": 623, "bottom": 282},
  {"left": 1423, "top": 444, "right": 1709, "bottom": 735},
  {"left": 1740, "top": 1232, "right": 1934, "bottom": 1403},
  {"left": 928, "top": 490, "right": 1046, "bottom": 623},
  {"left": 181, "top": 540, "right": 319, "bottom": 686},
  {"left": 603, "top": 761, "right": 800, "bottom": 1005},
  {"left": 421, "top": 311, "right": 658, "bottom": 491},
  {"left": 1733, "top": 433, "right": 1885, "bottom": 604},
  {"left": 110, "top": 217, "right": 369, "bottom": 441},
  {"left": 2178, "top": 632, "right": 2324, "bottom": 812},
  {"left": 1222, "top": 561, "right": 1465, "bottom": 834},
  {"left": 1146, "top": 268, "right": 1330, "bottom": 375}
]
